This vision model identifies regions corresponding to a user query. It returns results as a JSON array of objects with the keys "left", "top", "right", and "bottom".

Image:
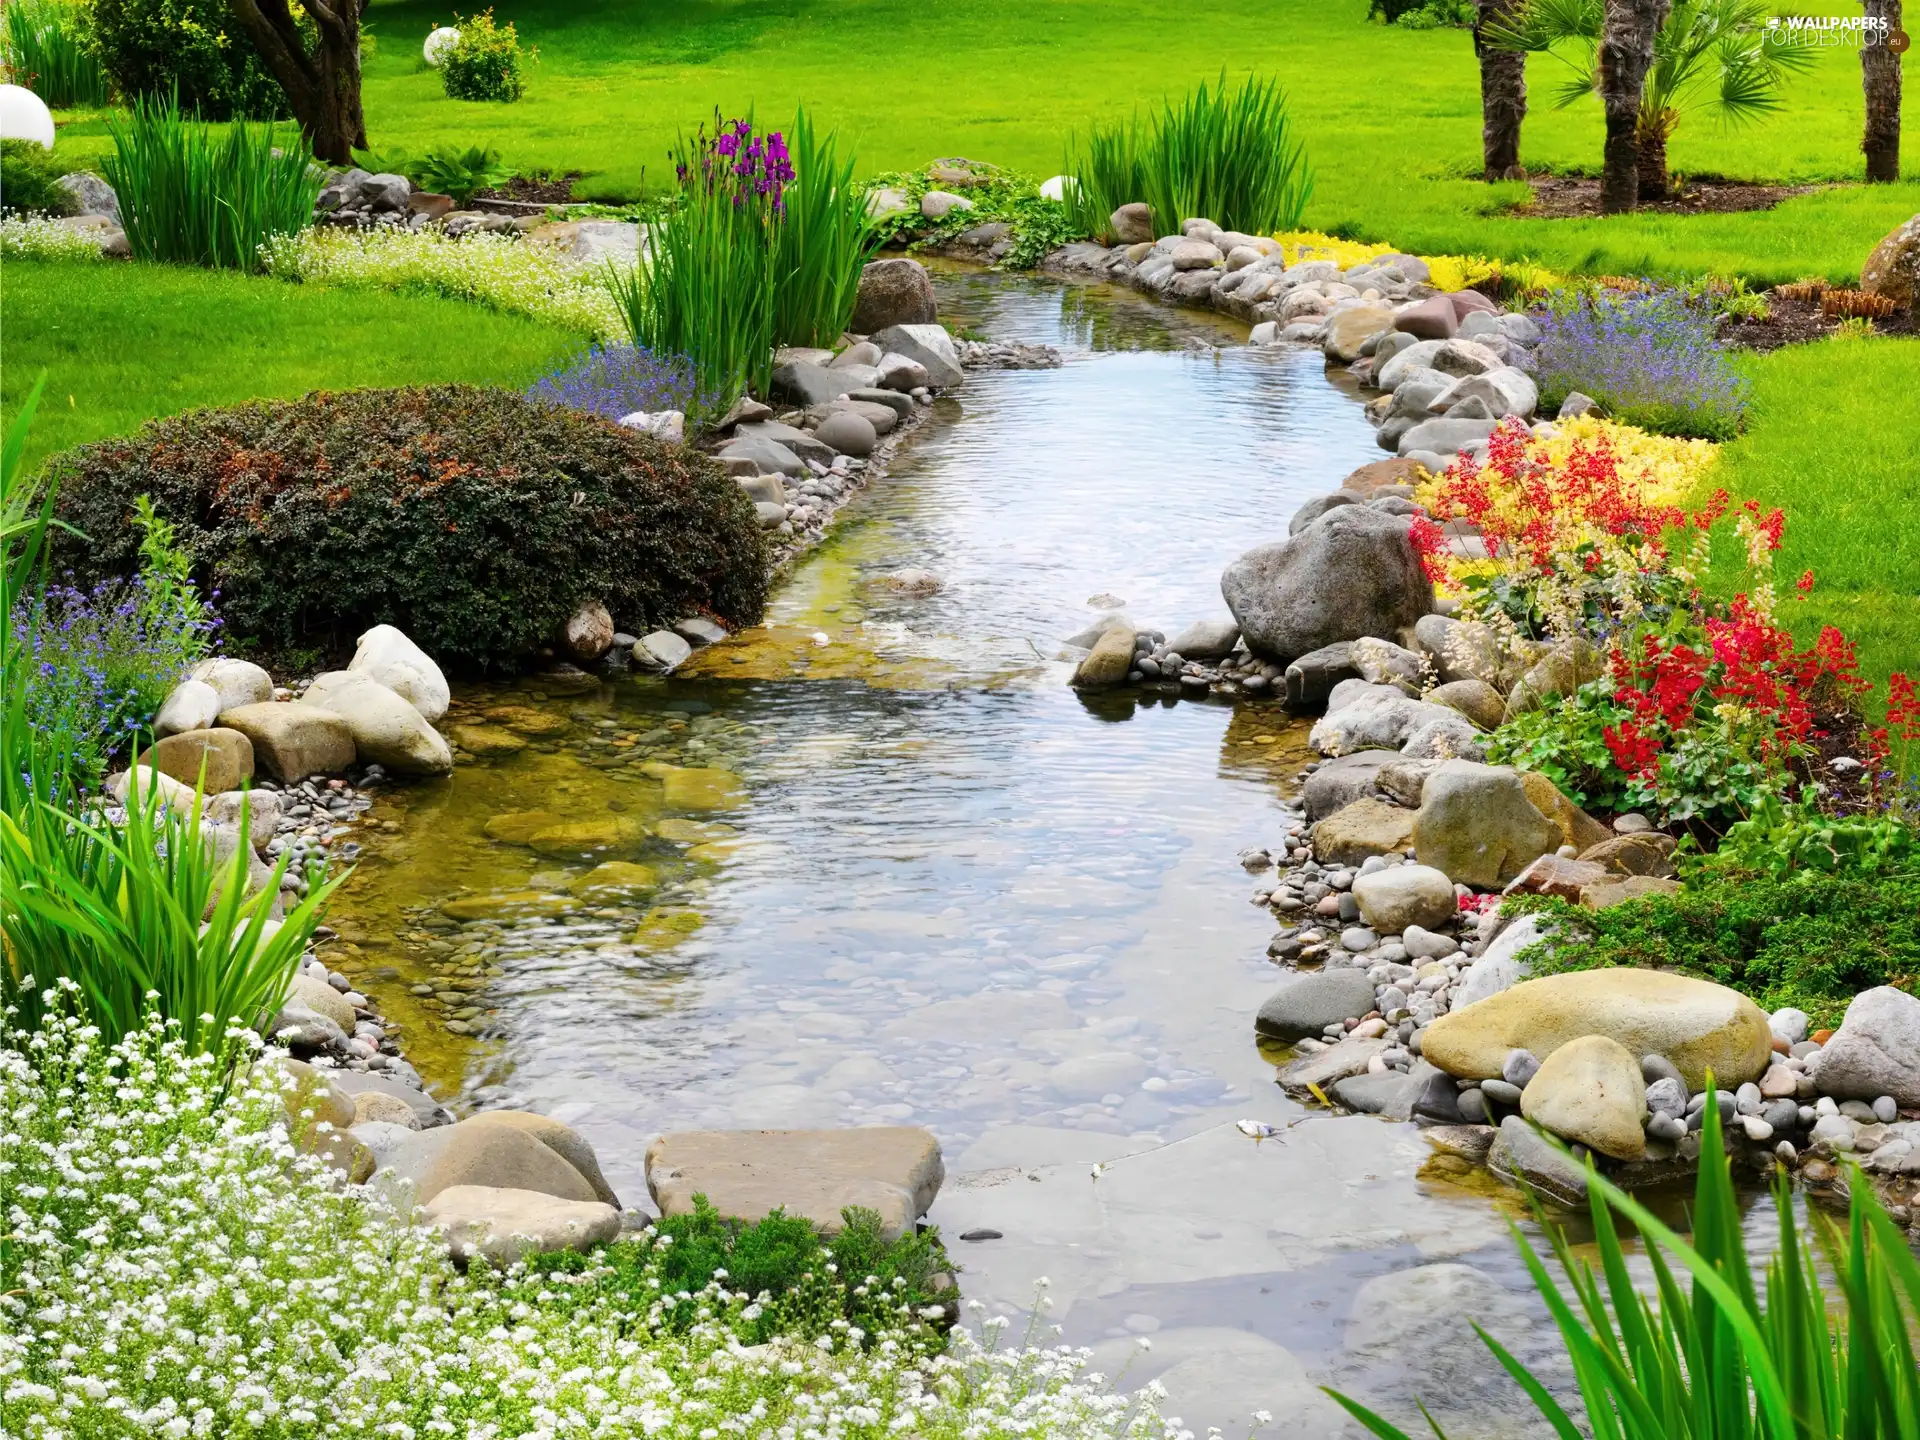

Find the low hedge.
[{"left": 48, "top": 386, "right": 768, "bottom": 669}]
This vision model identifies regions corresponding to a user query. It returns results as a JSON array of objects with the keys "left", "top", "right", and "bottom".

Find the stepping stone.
[{"left": 646, "top": 1127, "right": 944, "bottom": 1241}]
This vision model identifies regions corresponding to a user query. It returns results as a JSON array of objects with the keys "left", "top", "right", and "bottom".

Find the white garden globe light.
[
  {"left": 1039, "top": 174, "right": 1078, "bottom": 203},
  {"left": 423, "top": 26, "right": 460, "bottom": 67},
  {"left": 0, "top": 84, "right": 55, "bottom": 150}
]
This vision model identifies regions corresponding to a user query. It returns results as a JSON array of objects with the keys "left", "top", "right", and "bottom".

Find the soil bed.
[
  {"left": 1517, "top": 173, "right": 1822, "bottom": 220},
  {"left": 475, "top": 171, "right": 587, "bottom": 206},
  {"left": 1720, "top": 290, "right": 1918, "bottom": 351}
]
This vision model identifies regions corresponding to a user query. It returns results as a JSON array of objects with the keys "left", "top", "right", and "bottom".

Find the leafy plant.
[
  {"left": 1486, "top": 679, "right": 1636, "bottom": 811},
  {"left": 527, "top": 343, "right": 717, "bottom": 421},
  {"left": 1064, "top": 73, "right": 1313, "bottom": 240},
  {"left": 1, "top": 0, "right": 110, "bottom": 107},
  {"left": 440, "top": 8, "right": 530, "bottom": 103},
  {"left": 46, "top": 385, "right": 768, "bottom": 669},
  {"left": 82, "top": 0, "right": 293, "bottom": 118},
  {"left": 1325, "top": 1093, "right": 1920, "bottom": 1439},
  {"left": 767, "top": 111, "right": 879, "bottom": 349},
  {"left": 529, "top": 1196, "right": 955, "bottom": 1351},
  {"left": 0, "top": 137, "right": 77, "bottom": 216},
  {"left": 1529, "top": 286, "right": 1751, "bottom": 439},
  {"left": 1394, "top": 0, "right": 1477, "bottom": 29},
  {"left": 103, "top": 93, "right": 322, "bottom": 268},
  {"left": 1693, "top": 790, "right": 1919, "bottom": 880},
  {"left": 411, "top": 141, "right": 512, "bottom": 204}
]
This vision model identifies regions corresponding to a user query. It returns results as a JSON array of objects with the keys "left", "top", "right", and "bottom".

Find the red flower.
[{"left": 1796, "top": 569, "right": 1815, "bottom": 595}]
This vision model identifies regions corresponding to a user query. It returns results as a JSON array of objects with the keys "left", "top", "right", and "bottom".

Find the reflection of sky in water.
[{"left": 333, "top": 271, "right": 1787, "bottom": 1435}]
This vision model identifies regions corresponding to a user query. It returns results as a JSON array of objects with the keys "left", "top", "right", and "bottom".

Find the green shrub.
[
  {"left": 46, "top": 385, "right": 769, "bottom": 669},
  {"left": 529, "top": 1196, "right": 955, "bottom": 1350},
  {"left": 870, "top": 160, "right": 1087, "bottom": 270},
  {"left": 1064, "top": 73, "right": 1313, "bottom": 241},
  {"left": 0, "top": 138, "right": 77, "bottom": 216},
  {"left": 83, "top": 0, "right": 291, "bottom": 118},
  {"left": 2, "top": 0, "right": 110, "bottom": 107},
  {"left": 440, "top": 8, "right": 529, "bottom": 103},
  {"left": 409, "top": 142, "right": 513, "bottom": 205},
  {"left": 1699, "top": 792, "right": 1920, "bottom": 880},
  {"left": 1508, "top": 871, "right": 1920, "bottom": 1026},
  {"left": 104, "top": 94, "right": 322, "bottom": 268}
]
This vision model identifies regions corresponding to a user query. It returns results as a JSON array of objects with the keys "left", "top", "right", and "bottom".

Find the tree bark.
[
  {"left": 227, "top": 0, "right": 367, "bottom": 164},
  {"left": 1474, "top": 0, "right": 1530, "bottom": 180},
  {"left": 1596, "top": 0, "right": 1669, "bottom": 213},
  {"left": 1862, "top": 0, "right": 1903, "bottom": 182},
  {"left": 1635, "top": 115, "right": 1670, "bottom": 200}
]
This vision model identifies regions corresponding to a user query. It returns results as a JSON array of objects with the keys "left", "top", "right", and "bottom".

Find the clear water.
[{"left": 325, "top": 269, "right": 1762, "bottom": 1437}]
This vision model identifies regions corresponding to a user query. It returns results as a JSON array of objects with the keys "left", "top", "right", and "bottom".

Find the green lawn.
[
  {"left": 2, "top": 259, "right": 583, "bottom": 469},
  {"left": 1711, "top": 336, "right": 1920, "bottom": 694}
]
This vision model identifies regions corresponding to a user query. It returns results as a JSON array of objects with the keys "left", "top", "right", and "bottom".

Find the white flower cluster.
[
  {"left": 0, "top": 216, "right": 107, "bottom": 262},
  {"left": 1, "top": 995, "right": 1196, "bottom": 1439},
  {"left": 258, "top": 226, "right": 626, "bottom": 340}
]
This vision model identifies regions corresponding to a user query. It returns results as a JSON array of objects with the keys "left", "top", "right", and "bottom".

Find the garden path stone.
[{"left": 646, "top": 1126, "right": 944, "bottom": 1242}]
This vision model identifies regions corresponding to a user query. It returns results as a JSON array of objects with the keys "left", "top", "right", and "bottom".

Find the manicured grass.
[
  {"left": 1, "top": 259, "right": 583, "bottom": 468},
  {"left": 258, "top": 0, "right": 1916, "bottom": 281},
  {"left": 1708, "top": 336, "right": 1920, "bottom": 692}
]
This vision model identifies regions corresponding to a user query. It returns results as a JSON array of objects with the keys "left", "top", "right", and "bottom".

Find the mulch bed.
[
  {"left": 1718, "top": 291, "right": 1918, "bottom": 352},
  {"left": 473, "top": 171, "right": 585, "bottom": 206},
  {"left": 1515, "top": 173, "right": 1821, "bottom": 220}
]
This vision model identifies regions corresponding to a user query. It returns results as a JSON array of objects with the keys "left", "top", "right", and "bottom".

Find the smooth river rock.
[
  {"left": 347, "top": 625, "right": 449, "bottom": 722},
  {"left": 1411, "top": 760, "right": 1559, "bottom": 888},
  {"left": 425, "top": 1185, "right": 621, "bottom": 1267},
  {"left": 1807, "top": 987, "right": 1920, "bottom": 1107},
  {"left": 302, "top": 671, "right": 453, "bottom": 776},
  {"left": 1423, "top": 969, "right": 1772, "bottom": 1091},
  {"left": 1350, "top": 863, "right": 1455, "bottom": 934},
  {"left": 217, "top": 702, "right": 356, "bottom": 782},
  {"left": 1255, "top": 970, "right": 1378, "bottom": 1041},
  {"left": 1519, "top": 1034, "right": 1647, "bottom": 1159}
]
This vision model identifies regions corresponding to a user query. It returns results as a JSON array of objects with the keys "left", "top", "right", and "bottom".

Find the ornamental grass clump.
[
  {"left": 1528, "top": 286, "right": 1750, "bottom": 439},
  {"left": 1, "top": 0, "right": 110, "bottom": 106},
  {"left": 104, "top": 93, "right": 321, "bottom": 268}
]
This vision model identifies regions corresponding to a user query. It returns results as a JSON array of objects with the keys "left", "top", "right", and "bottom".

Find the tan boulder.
[
  {"left": 1311, "top": 797, "right": 1416, "bottom": 865},
  {"left": 1577, "top": 832, "right": 1678, "bottom": 878},
  {"left": 1340, "top": 457, "right": 1429, "bottom": 496},
  {"left": 1072, "top": 625, "right": 1137, "bottom": 688},
  {"left": 302, "top": 671, "right": 452, "bottom": 776},
  {"left": 219, "top": 702, "right": 356, "bottom": 781},
  {"left": 1503, "top": 638, "right": 1604, "bottom": 722},
  {"left": 1520, "top": 1034, "right": 1647, "bottom": 1160},
  {"left": 464, "top": 1110, "right": 620, "bottom": 1207},
  {"left": 142, "top": 727, "right": 254, "bottom": 794},
  {"left": 1411, "top": 760, "right": 1559, "bottom": 888},
  {"left": 378, "top": 1118, "right": 599, "bottom": 1206},
  {"left": 290, "top": 973, "right": 357, "bottom": 1031},
  {"left": 1422, "top": 969, "right": 1771, "bottom": 1091},
  {"left": 1518, "top": 771, "right": 1612, "bottom": 854},
  {"left": 1324, "top": 302, "right": 1396, "bottom": 362},
  {"left": 353, "top": 1089, "right": 422, "bottom": 1129},
  {"left": 660, "top": 766, "right": 746, "bottom": 812},
  {"left": 1862, "top": 213, "right": 1920, "bottom": 311},
  {"left": 647, "top": 1127, "right": 943, "bottom": 1242},
  {"left": 425, "top": 1185, "right": 621, "bottom": 1267},
  {"left": 1580, "top": 875, "right": 1684, "bottom": 910},
  {"left": 1503, "top": 854, "right": 1610, "bottom": 902},
  {"left": 1426, "top": 679, "right": 1504, "bottom": 731},
  {"left": 107, "top": 764, "right": 197, "bottom": 817},
  {"left": 568, "top": 860, "right": 659, "bottom": 899},
  {"left": 205, "top": 788, "right": 284, "bottom": 852}
]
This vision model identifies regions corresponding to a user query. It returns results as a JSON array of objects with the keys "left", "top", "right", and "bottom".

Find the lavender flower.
[
  {"left": 1527, "top": 288, "right": 1750, "bottom": 441},
  {"left": 527, "top": 345, "right": 720, "bottom": 422}
]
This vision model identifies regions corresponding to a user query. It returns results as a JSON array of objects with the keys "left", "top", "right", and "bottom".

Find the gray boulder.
[
  {"left": 1284, "top": 641, "right": 1361, "bottom": 710},
  {"left": 1429, "top": 367, "right": 1538, "bottom": 420},
  {"left": 813, "top": 410, "right": 877, "bottom": 457},
  {"left": 1376, "top": 340, "right": 1444, "bottom": 391},
  {"left": 1166, "top": 617, "right": 1240, "bottom": 659},
  {"left": 1309, "top": 690, "right": 1462, "bottom": 757},
  {"left": 1110, "top": 203, "right": 1154, "bottom": 244},
  {"left": 1303, "top": 749, "right": 1396, "bottom": 821},
  {"left": 1288, "top": 492, "right": 1358, "bottom": 536},
  {"left": 1222, "top": 506, "right": 1434, "bottom": 666},
  {"left": 1488, "top": 1114, "right": 1588, "bottom": 1206},
  {"left": 1397, "top": 417, "right": 1499, "bottom": 458},
  {"left": 1808, "top": 988, "right": 1920, "bottom": 1106},
  {"left": 634, "top": 631, "right": 693, "bottom": 673},
  {"left": 770, "top": 361, "right": 856, "bottom": 408},
  {"left": 57, "top": 170, "right": 119, "bottom": 223},
  {"left": 850, "top": 257, "right": 937, "bottom": 333},
  {"left": 1255, "top": 969, "right": 1378, "bottom": 1041},
  {"left": 736, "top": 420, "right": 833, "bottom": 465},
  {"left": 867, "top": 324, "right": 964, "bottom": 388}
]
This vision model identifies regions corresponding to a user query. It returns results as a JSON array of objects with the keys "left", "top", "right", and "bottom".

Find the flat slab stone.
[{"left": 646, "top": 1126, "right": 944, "bottom": 1241}]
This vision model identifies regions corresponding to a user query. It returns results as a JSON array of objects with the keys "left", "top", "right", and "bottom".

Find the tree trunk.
[
  {"left": 1862, "top": 0, "right": 1903, "bottom": 182},
  {"left": 1474, "top": 0, "right": 1529, "bottom": 180},
  {"left": 1635, "top": 115, "right": 1670, "bottom": 201},
  {"left": 1596, "top": 0, "right": 1668, "bottom": 213},
  {"left": 228, "top": 0, "right": 367, "bottom": 164}
]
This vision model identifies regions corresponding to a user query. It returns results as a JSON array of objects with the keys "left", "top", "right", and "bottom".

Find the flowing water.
[{"left": 325, "top": 269, "right": 1734, "bottom": 1435}]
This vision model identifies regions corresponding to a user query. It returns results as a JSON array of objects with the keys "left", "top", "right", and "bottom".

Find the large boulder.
[
  {"left": 1310, "top": 690, "right": 1463, "bottom": 757},
  {"left": 1351, "top": 863, "right": 1456, "bottom": 934},
  {"left": 1110, "top": 203, "right": 1154, "bottom": 244},
  {"left": 1413, "top": 614, "right": 1503, "bottom": 688},
  {"left": 1284, "top": 641, "right": 1362, "bottom": 709},
  {"left": 1311, "top": 797, "right": 1415, "bottom": 865},
  {"left": 1518, "top": 771, "right": 1613, "bottom": 855},
  {"left": 1254, "top": 970, "right": 1378, "bottom": 1041},
  {"left": 461, "top": 1110, "right": 621, "bottom": 1207},
  {"left": 377, "top": 1118, "right": 600, "bottom": 1206},
  {"left": 1862, "top": 214, "right": 1920, "bottom": 311},
  {"left": 1807, "top": 987, "right": 1920, "bottom": 1106},
  {"left": 850, "top": 257, "right": 937, "bottom": 332},
  {"left": 1303, "top": 750, "right": 1396, "bottom": 821},
  {"left": 1411, "top": 760, "right": 1559, "bottom": 888},
  {"left": 560, "top": 601, "right": 614, "bottom": 663},
  {"left": 425, "top": 1186, "right": 621, "bottom": 1267},
  {"left": 154, "top": 679, "right": 221, "bottom": 738},
  {"left": 1488, "top": 1113, "right": 1588, "bottom": 1207},
  {"left": 1392, "top": 295, "right": 1460, "bottom": 341},
  {"left": 188, "top": 657, "right": 273, "bottom": 712},
  {"left": 646, "top": 1127, "right": 943, "bottom": 1242},
  {"left": 1504, "top": 637, "right": 1604, "bottom": 721},
  {"left": 1422, "top": 969, "right": 1773, "bottom": 1090},
  {"left": 302, "top": 672, "right": 452, "bottom": 776},
  {"left": 867, "top": 324, "right": 964, "bottom": 388},
  {"left": 1222, "top": 506, "right": 1433, "bottom": 666},
  {"left": 141, "top": 727, "right": 254, "bottom": 794},
  {"left": 1451, "top": 914, "right": 1548, "bottom": 1008},
  {"left": 1398, "top": 417, "right": 1498, "bottom": 458},
  {"left": 217, "top": 702, "right": 355, "bottom": 782},
  {"left": 1519, "top": 1034, "right": 1647, "bottom": 1159},
  {"left": 769, "top": 361, "right": 855, "bottom": 409}
]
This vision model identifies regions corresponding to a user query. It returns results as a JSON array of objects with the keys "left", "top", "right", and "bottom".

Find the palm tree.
[
  {"left": 1487, "top": 0, "right": 1813, "bottom": 204},
  {"left": 1475, "top": 0, "right": 1531, "bottom": 179},
  {"left": 1862, "top": 0, "right": 1903, "bottom": 181}
]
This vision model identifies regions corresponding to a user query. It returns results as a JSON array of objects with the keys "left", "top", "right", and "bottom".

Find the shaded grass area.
[
  {"left": 1, "top": 259, "right": 582, "bottom": 469},
  {"left": 1706, "top": 336, "right": 1920, "bottom": 693},
  {"left": 246, "top": 0, "right": 1920, "bottom": 281}
]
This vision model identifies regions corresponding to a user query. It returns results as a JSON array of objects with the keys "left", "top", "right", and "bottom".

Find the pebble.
[
  {"left": 1480, "top": 1078, "right": 1523, "bottom": 1108},
  {"left": 1341, "top": 926, "right": 1377, "bottom": 952},
  {"left": 1873, "top": 1096, "right": 1899, "bottom": 1124},
  {"left": 1646, "top": 1112, "right": 1686, "bottom": 1143},
  {"left": 1500, "top": 1049, "right": 1541, "bottom": 1089}
]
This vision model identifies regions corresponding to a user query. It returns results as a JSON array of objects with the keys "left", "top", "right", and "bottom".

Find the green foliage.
[
  {"left": 1507, "top": 871, "right": 1920, "bottom": 1026},
  {"left": 1064, "top": 73, "right": 1313, "bottom": 240},
  {"left": 103, "top": 94, "right": 322, "bottom": 268},
  {"left": 0, "top": 138, "right": 76, "bottom": 216},
  {"left": 871, "top": 161, "right": 1088, "bottom": 270},
  {"left": 44, "top": 385, "right": 769, "bottom": 669},
  {"left": 1, "top": 0, "right": 110, "bottom": 107},
  {"left": 529, "top": 1196, "right": 955, "bottom": 1351},
  {"left": 608, "top": 111, "right": 876, "bottom": 417},
  {"left": 1391, "top": 0, "right": 1477, "bottom": 29},
  {"left": 441, "top": 8, "right": 529, "bottom": 103},
  {"left": 83, "top": 0, "right": 292, "bottom": 118},
  {"left": 1699, "top": 791, "right": 1920, "bottom": 880},
  {"left": 1325, "top": 1093, "right": 1920, "bottom": 1440},
  {"left": 1486, "top": 681, "right": 1634, "bottom": 812},
  {"left": 409, "top": 142, "right": 513, "bottom": 205}
]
